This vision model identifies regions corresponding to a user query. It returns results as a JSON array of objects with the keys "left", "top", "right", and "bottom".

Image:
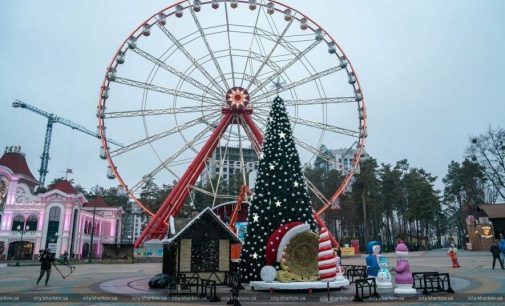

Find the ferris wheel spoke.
[
  {"left": 254, "top": 97, "right": 357, "bottom": 109},
  {"left": 257, "top": 108, "right": 360, "bottom": 138},
  {"left": 207, "top": 124, "right": 236, "bottom": 207},
  {"left": 130, "top": 46, "right": 222, "bottom": 99},
  {"left": 249, "top": 39, "right": 323, "bottom": 97},
  {"left": 291, "top": 136, "right": 335, "bottom": 165},
  {"left": 290, "top": 117, "right": 360, "bottom": 138},
  {"left": 252, "top": 65, "right": 345, "bottom": 101},
  {"left": 157, "top": 24, "right": 226, "bottom": 93},
  {"left": 190, "top": 184, "right": 236, "bottom": 200},
  {"left": 304, "top": 176, "right": 330, "bottom": 206},
  {"left": 252, "top": 114, "right": 345, "bottom": 163},
  {"left": 239, "top": 4, "right": 263, "bottom": 88},
  {"left": 224, "top": 5, "right": 236, "bottom": 87},
  {"left": 245, "top": 18, "right": 294, "bottom": 91},
  {"left": 112, "top": 76, "right": 221, "bottom": 104},
  {"left": 103, "top": 105, "right": 218, "bottom": 119},
  {"left": 189, "top": 8, "right": 230, "bottom": 89},
  {"left": 129, "top": 124, "right": 215, "bottom": 193},
  {"left": 110, "top": 111, "right": 220, "bottom": 157}
]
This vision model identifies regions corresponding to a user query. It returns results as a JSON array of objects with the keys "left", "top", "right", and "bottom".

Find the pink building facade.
[{"left": 0, "top": 147, "right": 123, "bottom": 260}]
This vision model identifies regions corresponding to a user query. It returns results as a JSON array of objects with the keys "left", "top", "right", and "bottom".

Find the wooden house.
[{"left": 162, "top": 207, "right": 241, "bottom": 283}]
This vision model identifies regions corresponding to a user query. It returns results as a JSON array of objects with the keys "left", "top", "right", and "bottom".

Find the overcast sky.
[{"left": 0, "top": 0, "right": 504, "bottom": 193}]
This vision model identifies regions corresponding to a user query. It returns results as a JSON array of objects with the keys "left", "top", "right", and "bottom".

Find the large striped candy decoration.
[{"left": 318, "top": 227, "right": 337, "bottom": 282}]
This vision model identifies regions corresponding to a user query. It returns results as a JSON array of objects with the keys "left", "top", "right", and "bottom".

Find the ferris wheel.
[{"left": 96, "top": 0, "right": 367, "bottom": 247}]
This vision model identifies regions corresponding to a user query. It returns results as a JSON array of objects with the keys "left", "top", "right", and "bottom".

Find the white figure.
[
  {"left": 375, "top": 256, "right": 393, "bottom": 288},
  {"left": 335, "top": 256, "right": 346, "bottom": 281}
]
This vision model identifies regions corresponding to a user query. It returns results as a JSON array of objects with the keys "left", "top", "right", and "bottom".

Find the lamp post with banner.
[{"left": 47, "top": 232, "right": 59, "bottom": 256}]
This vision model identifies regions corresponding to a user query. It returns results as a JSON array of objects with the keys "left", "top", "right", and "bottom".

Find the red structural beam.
[
  {"left": 229, "top": 185, "right": 252, "bottom": 233},
  {"left": 134, "top": 113, "right": 233, "bottom": 247},
  {"left": 241, "top": 113, "right": 264, "bottom": 151}
]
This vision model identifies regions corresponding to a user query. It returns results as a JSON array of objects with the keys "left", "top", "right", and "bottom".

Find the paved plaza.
[{"left": 1, "top": 249, "right": 504, "bottom": 305}]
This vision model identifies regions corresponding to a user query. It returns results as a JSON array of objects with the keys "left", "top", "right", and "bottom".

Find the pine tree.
[{"left": 240, "top": 96, "right": 317, "bottom": 281}]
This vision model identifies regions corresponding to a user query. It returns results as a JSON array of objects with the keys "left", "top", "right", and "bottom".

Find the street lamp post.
[
  {"left": 54, "top": 232, "right": 60, "bottom": 249},
  {"left": 127, "top": 235, "right": 134, "bottom": 264},
  {"left": 15, "top": 224, "right": 30, "bottom": 266}
]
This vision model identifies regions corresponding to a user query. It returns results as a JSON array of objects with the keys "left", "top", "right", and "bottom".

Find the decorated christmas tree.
[{"left": 240, "top": 96, "right": 318, "bottom": 282}]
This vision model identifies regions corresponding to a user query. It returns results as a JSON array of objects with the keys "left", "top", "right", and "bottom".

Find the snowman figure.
[{"left": 375, "top": 256, "right": 393, "bottom": 288}]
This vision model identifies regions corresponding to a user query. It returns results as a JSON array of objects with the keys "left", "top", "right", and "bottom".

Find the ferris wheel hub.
[{"left": 225, "top": 87, "right": 250, "bottom": 113}]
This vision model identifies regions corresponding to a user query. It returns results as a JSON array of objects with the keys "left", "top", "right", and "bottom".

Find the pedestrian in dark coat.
[
  {"left": 490, "top": 243, "right": 504, "bottom": 270},
  {"left": 63, "top": 251, "right": 69, "bottom": 265},
  {"left": 36, "top": 249, "right": 55, "bottom": 285}
]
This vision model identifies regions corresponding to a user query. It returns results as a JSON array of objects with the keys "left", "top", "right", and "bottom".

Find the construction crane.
[{"left": 12, "top": 99, "right": 122, "bottom": 186}]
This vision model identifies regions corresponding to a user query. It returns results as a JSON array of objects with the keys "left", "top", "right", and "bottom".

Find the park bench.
[
  {"left": 343, "top": 265, "right": 367, "bottom": 283},
  {"left": 412, "top": 272, "right": 454, "bottom": 295},
  {"left": 352, "top": 277, "right": 380, "bottom": 302}
]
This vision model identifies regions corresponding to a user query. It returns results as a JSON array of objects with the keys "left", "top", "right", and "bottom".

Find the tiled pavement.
[{"left": 0, "top": 249, "right": 504, "bottom": 305}]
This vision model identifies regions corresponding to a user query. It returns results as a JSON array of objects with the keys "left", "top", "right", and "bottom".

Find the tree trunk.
[
  {"left": 361, "top": 192, "right": 369, "bottom": 243},
  {"left": 385, "top": 214, "right": 391, "bottom": 249},
  {"left": 416, "top": 219, "right": 420, "bottom": 246}
]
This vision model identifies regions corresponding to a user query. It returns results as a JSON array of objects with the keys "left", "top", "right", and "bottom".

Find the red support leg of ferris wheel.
[{"left": 134, "top": 113, "right": 233, "bottom": 247}]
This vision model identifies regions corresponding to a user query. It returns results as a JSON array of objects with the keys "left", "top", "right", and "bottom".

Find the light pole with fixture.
[
  {"left": 47, "top": 232, "right": 60, "bottom": 257},
  {"left": 127, "top": 235, "right": 134, "bottom": 264},
  {"left": 15, "top": 224, "right": 30, "bottom": 266}
]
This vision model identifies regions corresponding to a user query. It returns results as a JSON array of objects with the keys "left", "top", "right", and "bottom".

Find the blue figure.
[
  {"left": 499, "top": 236, "right": 505, "bottom": 264},
  {"left": 366, "top": 241, "right": 381, "bottom": 277}
]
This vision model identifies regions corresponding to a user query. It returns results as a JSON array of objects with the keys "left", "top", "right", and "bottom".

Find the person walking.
[
  {"left": 447, "top": 244, "right": 461, "bottom": 268},
  {"left": 490, "top": 242, "right": 504, "bottom": 270},
  {"left": 36, "top": 249, "right": 55, "bottom": 286},
  {"left": 499, "top": 235, "right": 505, "bottom": 264},
  {"left": 63, "top": 251, "right": 69, "bottom": 265}
]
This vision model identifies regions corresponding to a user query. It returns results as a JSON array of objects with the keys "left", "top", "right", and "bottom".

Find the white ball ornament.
[{"left": 260, "top": 266, "right": 277, "bottom": 283}]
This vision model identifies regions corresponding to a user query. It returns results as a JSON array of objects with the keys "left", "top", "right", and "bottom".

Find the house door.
[{"left": 8, "top": 241, "right": 34, "bottom": 260}]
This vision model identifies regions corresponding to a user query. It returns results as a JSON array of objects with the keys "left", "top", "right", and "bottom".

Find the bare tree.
[{"left": 466, "top": 126, "right": 505, "bottom": 201}]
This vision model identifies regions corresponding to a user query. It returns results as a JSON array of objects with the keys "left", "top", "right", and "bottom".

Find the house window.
[
  {"left": 26, "top": 215, "right": 38, "bottom": 230},
  {"left": 46, "top": 207, "right": 61, "bottom": 246},
  {"left": 12, "top": 215, "right": 25, "bottom": 231},
  {"left": 191, "top": 240, "right": 219, "bottom": 272}
]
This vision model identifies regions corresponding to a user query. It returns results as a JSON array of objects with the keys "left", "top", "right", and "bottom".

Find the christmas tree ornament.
[{"left": 260, "top": 266, "right": 277, "bottom": 282}]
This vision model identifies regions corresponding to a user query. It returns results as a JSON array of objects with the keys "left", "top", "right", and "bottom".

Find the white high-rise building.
[
  {"left": 201, "top": 146, "right": 258, "bottom": 184},
  {"left": 314, "top": 145, "right": 369, "bottom": 173}
]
